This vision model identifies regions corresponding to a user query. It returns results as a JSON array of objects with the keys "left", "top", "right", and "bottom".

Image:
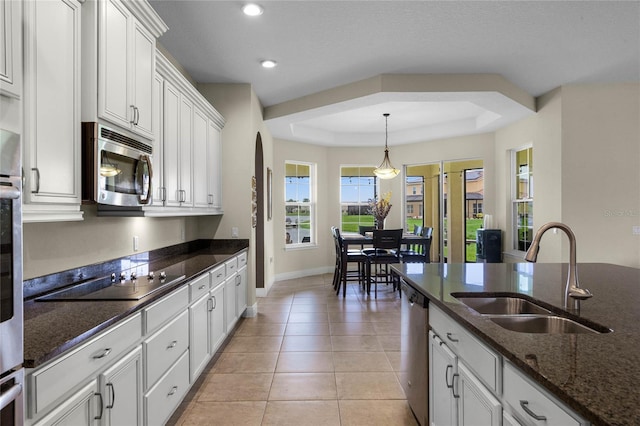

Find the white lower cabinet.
[
  {"left": 503, "top": 362, "right": 585, "bottom": 426},
  {"left": 32, "top": 380, "right": 98, "bottom": 426},
  {"left": 144, "top": 350, "right": 189, "bottom": 426},
  {"left": 27, "top": 251, "right": 248, "bottom": 425},
  {"left": 457, "top": 362, "right": 501, "bottom": 426},
  {"left": 98, "top": 347, "right": 143, "bottom": 425},
  {"left": 429, "top": 305, "right": 501, "bottom": 426},
  {"left": 429, "top": 304, "right": 587, "bottom": 426},
  {"left": 209, "top": 281, "right": 227, "bottom": 353},
  {"left": 429, "top": 331, "right": 458, "bottom": 426}
]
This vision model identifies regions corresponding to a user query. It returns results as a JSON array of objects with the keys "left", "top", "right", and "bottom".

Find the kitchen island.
[{"left": 392, "top": 261, "right": 640, "bottom": 426}]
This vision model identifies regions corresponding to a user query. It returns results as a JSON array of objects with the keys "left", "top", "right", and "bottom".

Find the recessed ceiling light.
[
  {"left": 242, "top": 3, "right": 263, "bottom": 16},
  {"left": 261, "top": 60, "right": 277, "bottom": 69}
]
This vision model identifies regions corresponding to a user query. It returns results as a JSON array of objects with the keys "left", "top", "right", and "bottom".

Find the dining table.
[{"left": 340, "top": 232, "right": 432, "bottom": 296}]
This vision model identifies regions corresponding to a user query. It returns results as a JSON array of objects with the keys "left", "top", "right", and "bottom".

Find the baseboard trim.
[{"left": 274, "top": 266, "right": 333, "bottom": 283}]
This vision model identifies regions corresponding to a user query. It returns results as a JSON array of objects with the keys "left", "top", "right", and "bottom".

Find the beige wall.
[
  {"left": 561, "top": 84, "right": 640, "bottom": 267},
  {"left": 23, "top": 206, "right": 199, "bottom": 279}
]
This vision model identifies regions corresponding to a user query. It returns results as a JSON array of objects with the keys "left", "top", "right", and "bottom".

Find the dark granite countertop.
[
  {"left": 392, "top": 262, "right": 640, "bottom": 426},
  {"left": 23, "top": 239, "right": 248, "bottom": 369}
]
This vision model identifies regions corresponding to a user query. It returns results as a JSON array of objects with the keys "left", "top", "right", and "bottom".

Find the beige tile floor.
[{"left": 168, "top": 273, "right": 418, "bottom": 426}]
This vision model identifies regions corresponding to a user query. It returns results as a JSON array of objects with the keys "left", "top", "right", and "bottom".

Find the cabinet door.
[
  {"left": 457, "top": 362, "right": 501, "bottom": 426},
  {"left": 192, "top": 106, "right": 209, "bottom": 208},
  {"left": 207, "top": 120, "right": 222, "bottom": 209},
  {"left": 236, "top": 266, "right": 247, "bottom": 318},
  {"left": 23, "top": 0, "right": 81, "bottom": 207},
  {"left": 429, "top": 331, "right": 458, "bottom": 426},
  {"left": 189, "top": 293, "right": 211, "bottom": 382},
  {"left": 224, "top": 273, "right": 238, "bottom": 331},
  {"left": 100, "top": 0, "right": 130, "bottom": 129},
  {"left": 130, "top": 19, "right": 154, "bottom": 138},
  {"left": 162, "top": 80, "right": 181, "bottom": 207},
  {"left": 151, "top": 73, "right": 164, "bottom": 205},
  {"left": 0, "top": 0, "right": 22, "bottom": 99},
  {"left": 33, "top": 380, "right": 98, "bottom": 426},
  {"left": 209, "top": 282, "right": 226, "bottom": 353},
  {"left": 179, "top": 95, "right": 193, "bottom": 206},
  {"left": 99, "top": 347, "right": 143, "bottom": 426}
]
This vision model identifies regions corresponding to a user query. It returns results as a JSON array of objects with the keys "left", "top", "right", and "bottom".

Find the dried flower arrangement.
[{"left": 368, "top": 192, "right": 392, "bottom": 229}]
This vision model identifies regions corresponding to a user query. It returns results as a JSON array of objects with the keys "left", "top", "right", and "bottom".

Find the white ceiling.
[{"left": 149, "top": 1, "right": 640, "bottom": 146}]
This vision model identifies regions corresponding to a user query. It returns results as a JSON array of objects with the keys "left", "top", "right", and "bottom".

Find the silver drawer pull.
[
  {"left": 168, "top": 386, "right": 178, "bottom": 396},
  {"left": 452, "top": 373, "right": 460, "bottom": 399},
  {"left": 94, "top": 392, "right": 104, "bottom": 419},
  {"left": 106, "top": 383, "right": 115, "bottom": 409},
  {"left": 167, "top": 340, "right": 178, "bottom": 349},
  {"left": 445, "top": 365, "right": 453, "bottom": 389},
  {"left": 520, "top": 400, "right": 547, "bottom": 421},
  {"left": 198, "top": 284, "right": 207, "bottom": 290},
  {"left": 93, "top": 348, "right": 112, "bottom": 359},
  {"left": 446, "top": 332, "right": 459, "bottom": 343}
]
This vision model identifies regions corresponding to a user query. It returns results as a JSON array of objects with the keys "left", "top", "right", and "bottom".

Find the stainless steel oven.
[
  {"left": 0, "top": 129, "right": 24, "bottom": 426},
  {"left": 82, "top": 122, "right": 153, "bottom": 207}
]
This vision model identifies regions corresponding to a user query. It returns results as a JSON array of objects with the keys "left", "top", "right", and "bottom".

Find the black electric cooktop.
[{"left": 36, "top": 273, "right": 186, "bottom": 301}]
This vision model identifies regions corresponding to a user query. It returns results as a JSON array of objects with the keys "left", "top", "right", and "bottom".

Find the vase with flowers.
[{"left": 368, "top": 192, "right": 392, "bottom": 230}]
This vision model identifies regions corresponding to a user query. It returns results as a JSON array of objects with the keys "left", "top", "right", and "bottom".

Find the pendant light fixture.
[{"left": 373, "top": 113, "right": 399, "bottom": 179}]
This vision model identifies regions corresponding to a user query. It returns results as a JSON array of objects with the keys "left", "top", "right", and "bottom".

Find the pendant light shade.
[{"left": 373, "top": 113, "right": 399, "bottom": 179}]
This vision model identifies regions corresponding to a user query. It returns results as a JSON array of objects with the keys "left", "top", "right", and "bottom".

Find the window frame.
[
  {"left": 512, "top": 146, "right": 534, "bottom": 252},
  {"left": 284, "top": 161, "right": 316, "bottom": 248},
  {"left": 339, "top": 165, "right": 378, "bottom": 233}
]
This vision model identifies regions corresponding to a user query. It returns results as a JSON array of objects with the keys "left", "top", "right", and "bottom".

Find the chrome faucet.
[{"left": 525, "top": 222, "right": 592, "bottom": 309}]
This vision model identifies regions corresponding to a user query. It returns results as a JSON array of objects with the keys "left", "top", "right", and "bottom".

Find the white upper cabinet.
[
  {"left": 0, "top": 0, "right": 22, "bottom": 99},
  {"left": 152, "top": 49, "right": 225, "bottom": 215},
  {"left": 22, "top": 0, "right": 83, "bottom": 222},
  {"left": 81, "top": 0, "right": 167, "bottom": 140}
]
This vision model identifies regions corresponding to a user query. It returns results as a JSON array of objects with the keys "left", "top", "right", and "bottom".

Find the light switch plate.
[
  {"left": 133, "top": 236, "right": 139, "bottom": 251},
  {"left": 232, "top": 227, "right": 239, "bottom": 238}
]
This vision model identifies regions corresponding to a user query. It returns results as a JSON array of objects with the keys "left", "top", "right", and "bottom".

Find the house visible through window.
[
  {"left": 340, "top": 166, "right": 377, "bottom": 232},
  {"left": 285, "top": 162, "right": 315, "bottom": 245},
  {"left": 513, "top": 147, "right": 533, "bottom": 251}
]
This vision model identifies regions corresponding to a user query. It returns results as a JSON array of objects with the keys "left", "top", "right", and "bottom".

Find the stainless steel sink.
[
  {"left": 454, "top": 296, "right": 551, "bottom": 315},
  {"left": 488, "top": 315, "right": 611, "bottom": 334},
  {"left": 453, "top": 293, "right": 611, "bottom": 334}
]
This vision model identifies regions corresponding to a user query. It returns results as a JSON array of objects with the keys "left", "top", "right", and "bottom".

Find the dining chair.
[
  {"left": 397, "top": 226, "right": 433, "bottom": 263},
  {"left": 332, "top": 227, "right": 367, "bottom": 297},
  {"left": 366, "top": 229, "right": 403, "bottom": 298}
]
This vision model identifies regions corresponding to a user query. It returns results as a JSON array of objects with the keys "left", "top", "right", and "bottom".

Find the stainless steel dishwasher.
[{"left": 400, "top": 279, "right": 429, "bottom": 426}]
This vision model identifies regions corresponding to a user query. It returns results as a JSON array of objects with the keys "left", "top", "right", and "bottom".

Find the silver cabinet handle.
[
  {"left": 92, "top": 348, "right": 112, "bottom": 359},
  {"left": 212, "top": 295, "right": 217, "bottom": 309},
  {"left": 167, "top": 340, "right": 178, "bottom": 349},
  {"left": 31, "top": 167, "right": 40, "bottom": 194},
  {"left": 130, "top": 105, "right": 136, "bottom": 124},
  {"left": 160, "top": 187, "right": 167, "bottom": 202},
  {"left": 207, "top": 297, "right": 213, "bottom": 312},
  {"left": 94, "top": 392, "right": 104, "bottom": 419},
  {"left": 106, "top": 383, "right": 115, "bottom": 409},
  {"left": 446, "top": 332, "right": 459, "bottom": 343},
  {"left": 445, "top": 365, "right": 453, "bottom": 389},
  {"left": 520, "top": 400, "right": 547, "bottom": 421},
  {"left": 236, "top": 275, "right": 241, "bottom": 286},
  {"left": 452, "top": 373, "right": 460, "bottom": 399},
  {"left": 168, "top": 386, "right": 178, "bottom": 396},
  {"left": 198, "top": 284, "right": 207, "bottom": 290}
]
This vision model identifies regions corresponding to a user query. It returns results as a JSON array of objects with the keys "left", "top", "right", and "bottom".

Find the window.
[
  {"left": 340, "top": 166, "right": 377, "bottom": 232},
  {"left": 285, "top": 162, "right": 315, "bottom": 245},
  {"left": 513, "top": 147, "right": 533, "bottom": 251}
]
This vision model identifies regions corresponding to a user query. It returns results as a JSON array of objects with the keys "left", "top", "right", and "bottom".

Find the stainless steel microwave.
[{"left": 82, "top": 122, "right": 153, "bottom": 207}]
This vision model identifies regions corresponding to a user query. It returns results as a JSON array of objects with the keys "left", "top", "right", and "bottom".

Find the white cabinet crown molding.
[
  {"left": 156, "top": 49, "right": 225, "bottom": 129},
  {"left": 119, "top": 0, "right": 168, "bottom": 38}
]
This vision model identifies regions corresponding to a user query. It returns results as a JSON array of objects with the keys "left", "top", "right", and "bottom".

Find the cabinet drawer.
[
  {"left": 210, "top": 264, "right": 226, "bottom": 287},
  {"left": 189, "top": 273, "right": 210, "bottom": 303},
  {"left": 144, "top": 285, "right": 188, "bottom": 333},
  {"left": 503, "top": 362, "right": 583, "bottom": 426},
  {"left": 237, "top": 251, "right": 247, "bottom": 268},
  {"left": 430, "top": 305, "right": 500, "bottom": 394},
  {"left": 144, "top": 310, "right": 189, "bottom": 389},
  {"left": 225, "top": 257, "right": 237, "bottom": 275},
  {"left": 30, "top": 313, "right": 142, "bottom": 416},
  {"left": 144, "top": 350, "right": 190, "bottom": 426}
]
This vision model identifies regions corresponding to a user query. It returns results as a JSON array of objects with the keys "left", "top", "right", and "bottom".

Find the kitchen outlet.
[
  {"left": 231, "top": 227, "right": 239, "bottom": 238},
  {"left": 133, "top": 236, "right": 139, "bottom": 251},
  {"left": 633, "top": 226, "right": 640, "bottom": 235}
]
